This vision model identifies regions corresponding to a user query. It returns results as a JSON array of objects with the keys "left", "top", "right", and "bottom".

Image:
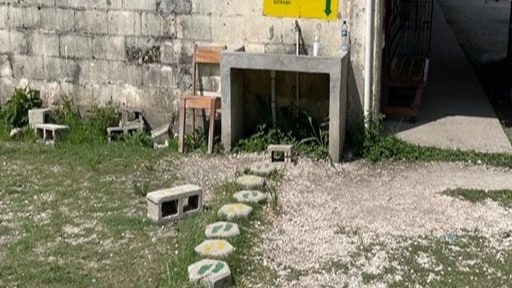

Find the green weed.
[
  {"left": 443, "top": 188, "right": 512, "bottom": 208},
  {"left": 0, "top": 87, "right": 42, "bottom": 128}
]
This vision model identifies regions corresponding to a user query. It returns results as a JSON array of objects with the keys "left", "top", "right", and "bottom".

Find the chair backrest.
[{"left": 192, "top": 44, "right": 227, "bottom": 96}]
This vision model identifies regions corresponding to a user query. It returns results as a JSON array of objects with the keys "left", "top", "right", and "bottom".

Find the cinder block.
[
  {"left": 8, "top": 6, "right": 24, "bottom": 29},
  {"left": 35, "top": 123, "right": 69, "bottom": 144},
  {"left": 210, "top": 16, "right": 244, "bottom": 43},
  {"left": 109, "top": 61, "right": 143, "bottom": 86},
  {"left": 191, "top": 0, "right": 210, "bottom": 15},
  {"left": 23, "top": 7, "right": 42, "bottom": 29},
  {"left": 56, "top": 8, "right": 74, "bottom": 32},
  {"left": 44, "top": 57, "right": 79, "bottom": 82},
  {"left": 142, "top": 64, "right": 176, "bottom": 87},
  {"left": 107, "top": 11, "right": 141, "bottom": 36},
  {"left": 268, "top": 144, "right": 294, "bottom": 163},
  {"left": 13, "top": 55, "right": 44, "bottom": 79},
  {"left": 92, "top": 36, "right": 126, "bottom": 61},
  {"left": 8, "top": 31, "right": 31, "bottom": 55},
  {"left": 123, "top": 0, "right": 155, "bottom": 11},
  {"left": 32, "top": 33, "right": 60, "bottom": 57},
  {"left": 19, "top": 0, "right": 54, "bottom": 7},
  {"left": 60, "top": 34, "right": 93, "bottom": 59},
  {"left": 0, "top": 6, "right": 7, "bottom": 29},
  {"left": 75, "top": 10, "right": 108, "bottom": 34},
  {"left": 0, "top": 55, "right": 12, "bottom": 77},
  {"left": 146, "top": 184, "right": 203, "bottom": 223},
  {"left": 0, "top": 30, "right": 9, "bottom": 53},
  {"left": 39, "top": 8, "right": 57, "bottom": 31},
  {"left": 176, "top": 15, "right": 211, "bottom": 41},
  {"left": 161, "top": 39, "right": 196, "bottom": 65},
  {"left": 78, "top": 60, "right": 110, "bottom": 84},
  {"left": 37, "top": 0, "right": 55, "bottom": 7},
  {"left": 29, "top": 108, "right": 50, "bottom": 129},
  {"left": 105, "top": 0, "right": 123, "bottom": 10},
  {"left": 141, "top": 12, "right": 163, "bottom": 36}
]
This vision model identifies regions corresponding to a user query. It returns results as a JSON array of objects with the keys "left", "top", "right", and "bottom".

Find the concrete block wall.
[{"left": 0, "top": 0, "right": 367, "bottom": 128}]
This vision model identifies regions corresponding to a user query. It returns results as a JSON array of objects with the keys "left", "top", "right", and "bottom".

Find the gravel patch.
[
  {"left": 261, "top": 159, "right": 512, "bottom": 287},
  {"left": 175, "top": 153, "right": 266, "bottom": 202}
]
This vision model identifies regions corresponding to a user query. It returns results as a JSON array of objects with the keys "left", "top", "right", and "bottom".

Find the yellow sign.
[{"left": 263, "top": 0, "right": 338, "bottom": 21}]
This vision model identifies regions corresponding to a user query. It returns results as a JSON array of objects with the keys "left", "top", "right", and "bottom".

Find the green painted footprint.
[
  {"left": 198, "top": 264, "right": 213, "bottom": 275},
  {"left": 224, "top": 223, "right": 233, "bottom": 231},
  {"left": 211, "top": 225, "right": 224, "bottom": 235}
]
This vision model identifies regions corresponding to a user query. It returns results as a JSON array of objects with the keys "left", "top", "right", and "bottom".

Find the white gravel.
[
  {"left": 175, "top": 153, "right": 266, "bottom": 202},
  {"left": 260, "top": 159, "right": 512, "bottom": 287}
]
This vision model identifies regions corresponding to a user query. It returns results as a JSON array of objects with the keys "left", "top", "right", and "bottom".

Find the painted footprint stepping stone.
[
  {"left": 205, "top": 222, "right": 240, "bottom": 238},
  {"left": 188, "top": 259, "right": 231, "bottom": 287},
  {"left": 218, "top": 203, "right": 253, "bottom": 220},
  {"left": 248, "top": 162, "right": 284, "bottom": 177},
  {"left": 195, "top": 239, "right": 234, "bottom": 257},
  {"left": 236, "top": 175, "right": 265, "bottom": 189},
  {"left": 234, "top": 190, "right": 267, "bottom": 203}
]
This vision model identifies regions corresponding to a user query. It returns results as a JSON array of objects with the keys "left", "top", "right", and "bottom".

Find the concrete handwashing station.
[{"left": 220, "top": 44, "right": 349, "bottom": 162}]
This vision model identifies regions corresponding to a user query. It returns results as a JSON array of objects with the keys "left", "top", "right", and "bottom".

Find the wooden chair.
[{"left": 178, "top": 44, "right": 226, "bottom": 153}]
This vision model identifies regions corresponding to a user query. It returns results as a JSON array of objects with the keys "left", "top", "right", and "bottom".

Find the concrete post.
[
  {"left": 508, "top": 2, "right": 512, "bottom": 64},
  {"left": 372, "top": 0, "right": 385, "bottom": 116}
]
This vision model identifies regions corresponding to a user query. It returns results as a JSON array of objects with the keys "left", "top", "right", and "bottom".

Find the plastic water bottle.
[
  {"left": 341, "top": 20, "right": 349, "bottom": 52},
  {"left": 313, "top": 24, "right": 320, "bottom": 56}
]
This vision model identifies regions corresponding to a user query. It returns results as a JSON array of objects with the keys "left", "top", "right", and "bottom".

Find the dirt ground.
[{"left": 259, "top": 159, "right": 512, "bottom": 287}]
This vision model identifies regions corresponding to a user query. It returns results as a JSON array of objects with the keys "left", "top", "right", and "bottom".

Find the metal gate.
[
  {"left": 399, "top": 0, "right": 434, "bottom": 56},
  {"left": 386, "top": 0, "right": 434, "bottom": 58}
]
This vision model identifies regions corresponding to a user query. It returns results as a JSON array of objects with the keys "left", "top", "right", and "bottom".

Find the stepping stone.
[
  {"left": 233, "top": 190, "right": 267, "bottom": 204},
  {"left": 205, "top": 222, "right": 240, "bottom": 238},
  {"left": 248, "top": 162, "right": 284, "bottom": 177},
  {"left": 235, "top": 175, "right": 265, "bottom": 189},
  {"left": 218, "top": 203, "right": 253, "bottom": 220},
  {"left": 188, "top": 259, "right": 231, "bottom": 288},
  {"left": 195, "top": 239, "right": 234, "bottom": 257}
]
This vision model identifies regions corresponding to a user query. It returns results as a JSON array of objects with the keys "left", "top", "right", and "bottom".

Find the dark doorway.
[{"left": 382, "top": 0, "right": 434, "bottom": 120}]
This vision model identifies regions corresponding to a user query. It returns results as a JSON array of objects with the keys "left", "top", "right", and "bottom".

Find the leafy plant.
[
  {"left": 121, "top": 131, "right": 153, "bottom": 148},
  {"left": 51, "top": 95, "right": 119, "bottom": 145},
  {"left": 132, "top": 180, "right": 150, "bottom": 197},
  {"left": 1, "top": 87, "right": 42, "bottom": 128},
  {"left": 297, "top": 111, "right": 330, "bottom": 160},
  {"left": 234, "top": 124, "right": 297, "bottom": 153},
  {"left": 89, "top": 104, "right": 119, "bottom": 135}
]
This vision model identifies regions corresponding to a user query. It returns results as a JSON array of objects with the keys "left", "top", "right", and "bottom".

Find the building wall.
[{"left": 0, "top": 0, "right": 367, "bottom": 128}]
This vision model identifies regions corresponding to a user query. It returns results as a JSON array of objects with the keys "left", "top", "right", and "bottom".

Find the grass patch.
[
  {"left": 364, "top": 134, "right": 512, "bottom": 168},
  {"left": 385, "top": 234, "right": 512, "bottom": 287},
  {"left": 443, "top": 188, "right": 512, "bottom": 208},
  {"left": 0, "top": 142, "right": 181, "bottom": 287}
]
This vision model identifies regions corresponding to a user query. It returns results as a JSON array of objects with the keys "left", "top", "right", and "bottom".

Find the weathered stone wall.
[{"left": 0, "top": 0, "right": 367, "bottom": 127}]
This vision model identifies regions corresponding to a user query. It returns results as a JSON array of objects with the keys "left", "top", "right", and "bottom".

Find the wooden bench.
[
  {"left": 178, "top": 44, "right": 226, "bottom": 154},
  {"left": 35, "top": 123, "right": 68, "bottom": 144},
  {"left": 382, "top": 10, "right": 430, "bottom": 121}
]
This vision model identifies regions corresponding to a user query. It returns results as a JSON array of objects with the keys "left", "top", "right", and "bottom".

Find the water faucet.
[{"left": 294, "top": 20, "right": 307, "bottom": 56}]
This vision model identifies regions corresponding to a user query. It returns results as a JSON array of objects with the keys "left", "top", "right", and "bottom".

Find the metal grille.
[{"left": 398, "top": 0, "right": 434, "bottom": 56}]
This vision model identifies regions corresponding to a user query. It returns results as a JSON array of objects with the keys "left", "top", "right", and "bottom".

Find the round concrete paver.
[
  {"left": 218, "top": 203, "right": 253, "bottom": 220},
  {"left": 195, "top": 239, "right": 235, "bottom": 257},
  {"left": 248, "top": 162, "right": 284, "bottom": 177},
  {"left": 188, "top": 259, "right": 231, "bottom": 287},
  {"left": 236, "top": 175, "right": 265, "bottom": 189},
  {"left": 233, "top": 190, "right": 267, "bottom": 204},
  {"left": 205, "top": 222, "right": 240, "bottom": 238}
]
